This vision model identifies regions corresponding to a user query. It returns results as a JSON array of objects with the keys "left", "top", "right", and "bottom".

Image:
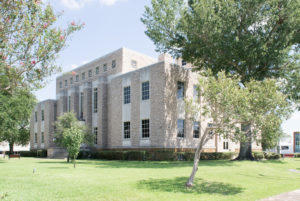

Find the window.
[
  {"left": 177, "top": 82, "right": 184, "bottom": 99},
  {"left": 177, "top": 119, "right": 184, "bottom": 138},
  {"left": 88, "top": 70, "right": 92, "bottom": 77},
  {"left": 41, "top": 132, "right": 44, "bottom": 144},
  {"left": 281, "top": 146, "right": 289, "bottom": 150},
  {"left": 94, "top": 127, "right": 98, "bottom": 144},
  {"left": 193, "top": 85, "right": 199, "bottom": 101},
  {"left": 112, "top": 60, "right": 116, "bottom": 68},
  {"left": 82, "top": 72, "right": 85, "bottom": 80},
  {"left": 65, "top": 80, "right": 67, "bottom": 86},
  {"left": 182, "top": 60, "right": 187, "bottom": 66},
  {"left": 223, "top": 141, "right": 228, "bottom": 150},
  {"left": 70, "top": 77, "right": 73, "bottom": 85},
  {"left": 68, "top": 96, "right": 71, "bottom": 112},
  {"left": 123, "top": 122, "right": 130, "bottom": 139},
  {"left": 103, "top": 63, "right": 107, "bottom": 72},
  {"left": 124, "top": 86, "right": 130, "bottom": 104},
  {"left": 80, "top": 92, "right": 84, "bottom": 119},
  {"left": 41, "top": 110, "right": 44, "bottom": 121},
  {"left": 34, "top": 133, "right": 37, "bottom": 143},
  {"left": 208, "top": 123, "right": 213, "bottom": 128},
  {"left": 131, "top": 60, "right": 137, "bottom": 68},
  {"left": 142, "top": 81, "right": 150, "bottom": 100},
  {"left": 59, "top": 81, "right": 62, "bottom": 88},
  {"left": 96, "top": 66, "right": 99, "bottom": 74},
  {"left": 193, "top": 122, "right": 200, "bottom": 138},
  {"left": 35, "top": 111, "right": 37, "bottom": 122},
  {"left": 142, "top": 119, "right": 150, "bottom": 138},
  {"left": 93, "top": 88, "right": 98, "bottom": 113},
  {"left": 76, "top": 75, "right": 79, "bottom": 82}
]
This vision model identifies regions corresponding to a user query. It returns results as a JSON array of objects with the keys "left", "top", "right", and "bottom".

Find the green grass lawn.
[{"left": 0, "top": 157, "right": 299, "bottom": 201}]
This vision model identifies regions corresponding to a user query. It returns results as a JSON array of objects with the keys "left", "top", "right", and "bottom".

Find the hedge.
[
  {"left": 294, "top": 153, "right": 300, "bottom": 158},
  {"left": 19, "top": 150, "right": 47, "bottom": 158},
  {"left": 264, "top": 152, "right": 281, "bottom": 160},
  {"left": 253, "top": 152, "right": 264, "bottom": 160}
]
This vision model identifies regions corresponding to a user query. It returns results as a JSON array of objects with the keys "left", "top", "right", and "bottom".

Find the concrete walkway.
[{"left": 259, "top": 189, "right": 300, "bottom": 201}]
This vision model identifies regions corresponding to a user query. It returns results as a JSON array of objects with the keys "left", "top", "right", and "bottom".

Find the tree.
[
  {"left": 0, "top": 0, "right": 84, "bottom": 93},
  {"left": 54, "top": 112, "right": 92, "bottom": 167},
  {"left": 142, "top": 0, "right": 300, "bottom": 160},
  {"left": 184, "top": 71, "right": 291, "bottom": 187},
  {"left": 0, "top": 89, "right": 36, "bottom": 154}
]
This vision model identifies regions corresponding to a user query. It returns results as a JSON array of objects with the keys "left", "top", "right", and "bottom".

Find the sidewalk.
[{"left": 259, "top": 189, "right": 300, "bottom": 201}]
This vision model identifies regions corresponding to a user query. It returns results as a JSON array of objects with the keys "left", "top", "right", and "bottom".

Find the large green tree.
[
  {"left": 142, "top": 0, "right": 300, "bottom": 159},
  {"left": 54, "top": 112, "right": 93, "bottom": 166},
  {"left": 0, "top": 0, "right": 83, "bottom": 93},
  {"left": 185, "top": 71, "right": 291, "bottom": 186},
  {"left": 0, "top": 89, "right": 36, "bottom": 154}
]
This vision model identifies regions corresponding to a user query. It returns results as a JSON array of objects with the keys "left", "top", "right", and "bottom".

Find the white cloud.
[{"left": 61, "top": 0, "right": 120, "bottom": 10}]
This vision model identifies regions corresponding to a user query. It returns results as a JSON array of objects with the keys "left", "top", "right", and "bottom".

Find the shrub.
[
  {"left": 19, "top": 150, "right": 47, "bottom": 158},
  {"left": 126, "top": 151, "right": 145, "bottom": 161},
  {"left": 200, "top": 152, "right": 235, "bottom": 160},
  {"left": 253, "top": 152, "right": 264, "bottom": 160},
  {"left": 147, "top": 150, "right": 176, "bottom": 161},
  {"left": 264, "top": 152, "right": 281, "bottom": 160},
  {"left": 294, "top": 154, "right": 300, "bottom": 158}
]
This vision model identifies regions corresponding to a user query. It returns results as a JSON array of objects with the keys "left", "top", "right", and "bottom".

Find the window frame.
[
  {"left": 141, "top": 81, "right": 150, "bottom": 100},
  {"left": 177, "top": 81, "right": 184, "bottom": 99},
  {"left": 193, "top": 121, "right": 200, "bottom": 138},
  {"left": 94, "top": 127, "right": 98, "bottom": 144},
  {"left": 141, "top": 119, "right": 150, "bottom": 138},
  {"left": 41, "top": 132, "right": 44, "bottom": 144},
  {"left": 177, "top": 119, "right": 185, "bottom": 138},
  {"left": 82, "top": 72, "right": 85, "bottom": 80},
  {"left": 34, "top": 133, "right": 37, "bottom": 144},
  {"left": 41, "top": 110, "right": 44, "bottom": 121},
  {"left": 103, "top": 63, "right": 107, "bottom": 72},
  {"left": 123, "top": 122, "right": 130, "bottom": 139},
  {"left": 88, "top": 69, "right": 92, "bottom": 77},
  {"left": 112, "top": 60, "right": 116, "bottom": 68},
  {"left": 96, "top": 66, "right": 99, "bottom": 74},
  {"left": 93, "top": 88, "right": 98, "bottom": 113},
  {"left": 76, "top": 75, "right": 79, "bottom": 82},
  {"left": 123, "top": 86, "right": 131, "bottom": 104}
]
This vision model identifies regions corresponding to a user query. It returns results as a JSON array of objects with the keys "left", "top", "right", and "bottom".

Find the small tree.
[
  {"left": 0, "top": 89, "right": 36, "bottom": 154},
  {"left": 54, "top": 112, "right": 92, "bottom": 167},
  {"left": 185, "top": 71, "right": 291, "bottom": 187}
]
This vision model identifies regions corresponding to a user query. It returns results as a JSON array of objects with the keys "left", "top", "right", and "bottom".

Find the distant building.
[
  {"left": 30, "top": 48, "right": 261, "bottom": 158},
  {"left": 0, "top": 142, "right": 29, "bottom": 152},
  {"left": 294, "top": 132, "right": 300, "bottom": 153}
]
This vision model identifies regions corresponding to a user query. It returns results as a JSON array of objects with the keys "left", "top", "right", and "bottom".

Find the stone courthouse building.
[{"left": 30, "top": 48, "right": 260, "bottom": 157}]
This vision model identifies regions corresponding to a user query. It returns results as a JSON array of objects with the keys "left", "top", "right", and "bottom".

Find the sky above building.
[{"left": 35, "top": 0, "right": 299, "bottom": 139}]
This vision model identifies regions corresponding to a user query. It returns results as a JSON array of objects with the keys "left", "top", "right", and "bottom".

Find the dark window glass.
[
  {"left": 59, "top": 81, "right": 62, "bottom": 88},
  {"left": 142, "top": 119, "right": 150, "bottom": 138},
  {"left": 35, "top": 111, "right": 37, "bottom": 122},
  {"left": 93, "top": 88, "right": 98, "bottom": 113},
  {"left": 41, "top": 132, "right": 44, "bottom": 143},
  {"left": 193, "top": 121, "right": 199, "bottom": 138},
  {"left": 223, "top": 141, "right": 228, "bottom": 150},
  {"left": 65, "top": 80, "right": 67, "bottom": 86},
  {"left": 142, "top": 81, "right": 150, "bottom": 100},
  {"left": 70, "top": 77, "right": 73, "bottom": 84},
  {"left": 94, "top": 127, "right": 98, "bottom": 144},
  {"left": 177, "top": 82, "right": 184, "bottom": 99},
  {"left": 124, "top": 86, "right": 130, "bottom": 104},
  {"left": 103, "top": 64, "right": 107, "bottom": 72},
  {"left": 76, "top": 75, "right": 79, "bottom": 82},
  {"left": 34, "top": 133, "right": 37, "bottom": 143},
  {"left": 88, "top": 70, "right": 92, "bottom": 77},
  {"left": 80, "top": 92, "right": 84, "bottom": 119},
  {"left": 124, "top": 122, "right": 130, "bottom": 139},
  {"left": 96, "top": 66, "right": 99, "bottom": 74},
  {"left": 112, "top": 60, "right": 116, "bottom": 68},
  {"left": 182, "top": 60, "right": 187, "bottom": 66},
  {"left": 82, "top": 72, "right": 85, "bottom": 80},
  {"left": 177, "top": 119, "right": 184, "bottom": 138},
  {"left": 41, "top": 110, "right": 44, "bottom": 121},
  {"left": 68, "top": 96, "right": 71, "bottom": 112}
]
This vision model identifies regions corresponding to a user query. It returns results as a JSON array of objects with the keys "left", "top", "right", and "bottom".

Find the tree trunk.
[
  {"left": 67, "top": 154, "right": 70, "bottom": 163},
  {"left": 9, "top": 142, "right": 14, "bottom": 155},
  {"left": 73, "top": 156, "right": 76, "bottom": 168},
  {"left": 186, "top": 141, "right": 204, "bottom": 187},
  {"left": 235, "top": 124, "right": 255, "bottom": 160}
]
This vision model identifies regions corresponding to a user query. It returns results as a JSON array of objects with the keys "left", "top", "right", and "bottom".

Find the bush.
[
  {"left": 148, "top": 150, "right": 177, "bottom": 161},
  {"left": 126, "top": 151, "right": 146, "bottom": 161},
  {"left": 253, "top": 152, "right": 264, "bottom": 160},
  {"left": 294, "top": 154, "right": 300, "bottom": 158},
  {"left": 264, "top": 152, "right": 281, "bottom": 160},
  {"left": 200, "top": 152, "right": 235, "bottom": 160},
  {"left": 19, "top": 150, "right": 47, "bottom": 158},
  {"left": 90, "top": 151, "right": 125, "bottom": 160}
]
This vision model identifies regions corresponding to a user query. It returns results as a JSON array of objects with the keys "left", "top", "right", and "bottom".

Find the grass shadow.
[
  {"left": 47, "top": 167, "right": 70, "bottom": 169},
  {"left": 259, "top": 160, "right": 286, "bottom": 164},
  {"left": 137, "top": 177, "right": 244, "bottom": 195}
]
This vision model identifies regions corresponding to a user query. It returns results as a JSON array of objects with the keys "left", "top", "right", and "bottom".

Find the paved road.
[{"left": 259, "top": 189, "right": 300, "bottom": 201}]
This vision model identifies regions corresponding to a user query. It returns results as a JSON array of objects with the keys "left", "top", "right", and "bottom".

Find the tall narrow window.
[
  {"left": 34, "top": 133, "right": 37, "bottom": 143},
  {"left": 65, "top": 80, "right": 68, "bottom": 86},
  {"left": 124, "top": 86, "right": 130, "bottom": 104},
  {"left": 96, "top": 66, "right": 99, "bottom": 74},
  {"left": 93, "top": 88, "right": 98, "bottom": 113},
  {"left": 41, "top": 110, "right": 44, "bottom": 121},
  {"left": 94, "top": 127, "right": 98, "bottom": 144},
  {"left": 82, "top": 72, "right": 85, "bottom": 80},
  {"left": 76, "top": 75, "right": 79, "bottom": 82},
  {"left": 70, "top": 77, "right": 73, "bottom": 84},
  {"left": 68, "top": 96, "right": 71, "bottom": 112},
  {"left": 59, "top": 81, "right": 62, "bottom": 88},
  {"left": 142, "top": 81, "right": 150, "bottom": 100},
  {"left": 182, "top": 60, "right": 187, "bottom": 66},
  {"left": 142, "top": 119, "right": 150, "bottom": 138},
  {"left": 41, "top": 132, "right": 44, "bottom": 144},
  {"left": 35, "top": 111, "right": 37, "bottom": 122},
  {"left": 177, "top": 82, "right": 184, "bottom": 99},
  {"left": 193, "top": 85, "right": 199, "bottom": 101},
  {"left": 223, "top": 141, "right": 229, "bottom": 150},
  {"left": 193, "top": 121, "right": 200, "bottom": 138},
  {"left": 103, "top": 63, "right": 107, "bottom": 72},
  {"left": 80, "top": 92, "right": 84, "bottom": 119},
  {"left": 88, "top": 70, "right": 92, "bottom": 77},
  {"left": 112, "top": 60, "right": 116, "bottom": 68},
  {"left": 177, "top": 119, "right": 184, "bottom": 138},
  {"left": 124, "top": 122, "right": 130, "bottom": 139}
]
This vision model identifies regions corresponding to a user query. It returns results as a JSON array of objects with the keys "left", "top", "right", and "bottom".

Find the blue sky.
[{"left": 36, "top": 0, "right": 299, "bottom": 139}]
